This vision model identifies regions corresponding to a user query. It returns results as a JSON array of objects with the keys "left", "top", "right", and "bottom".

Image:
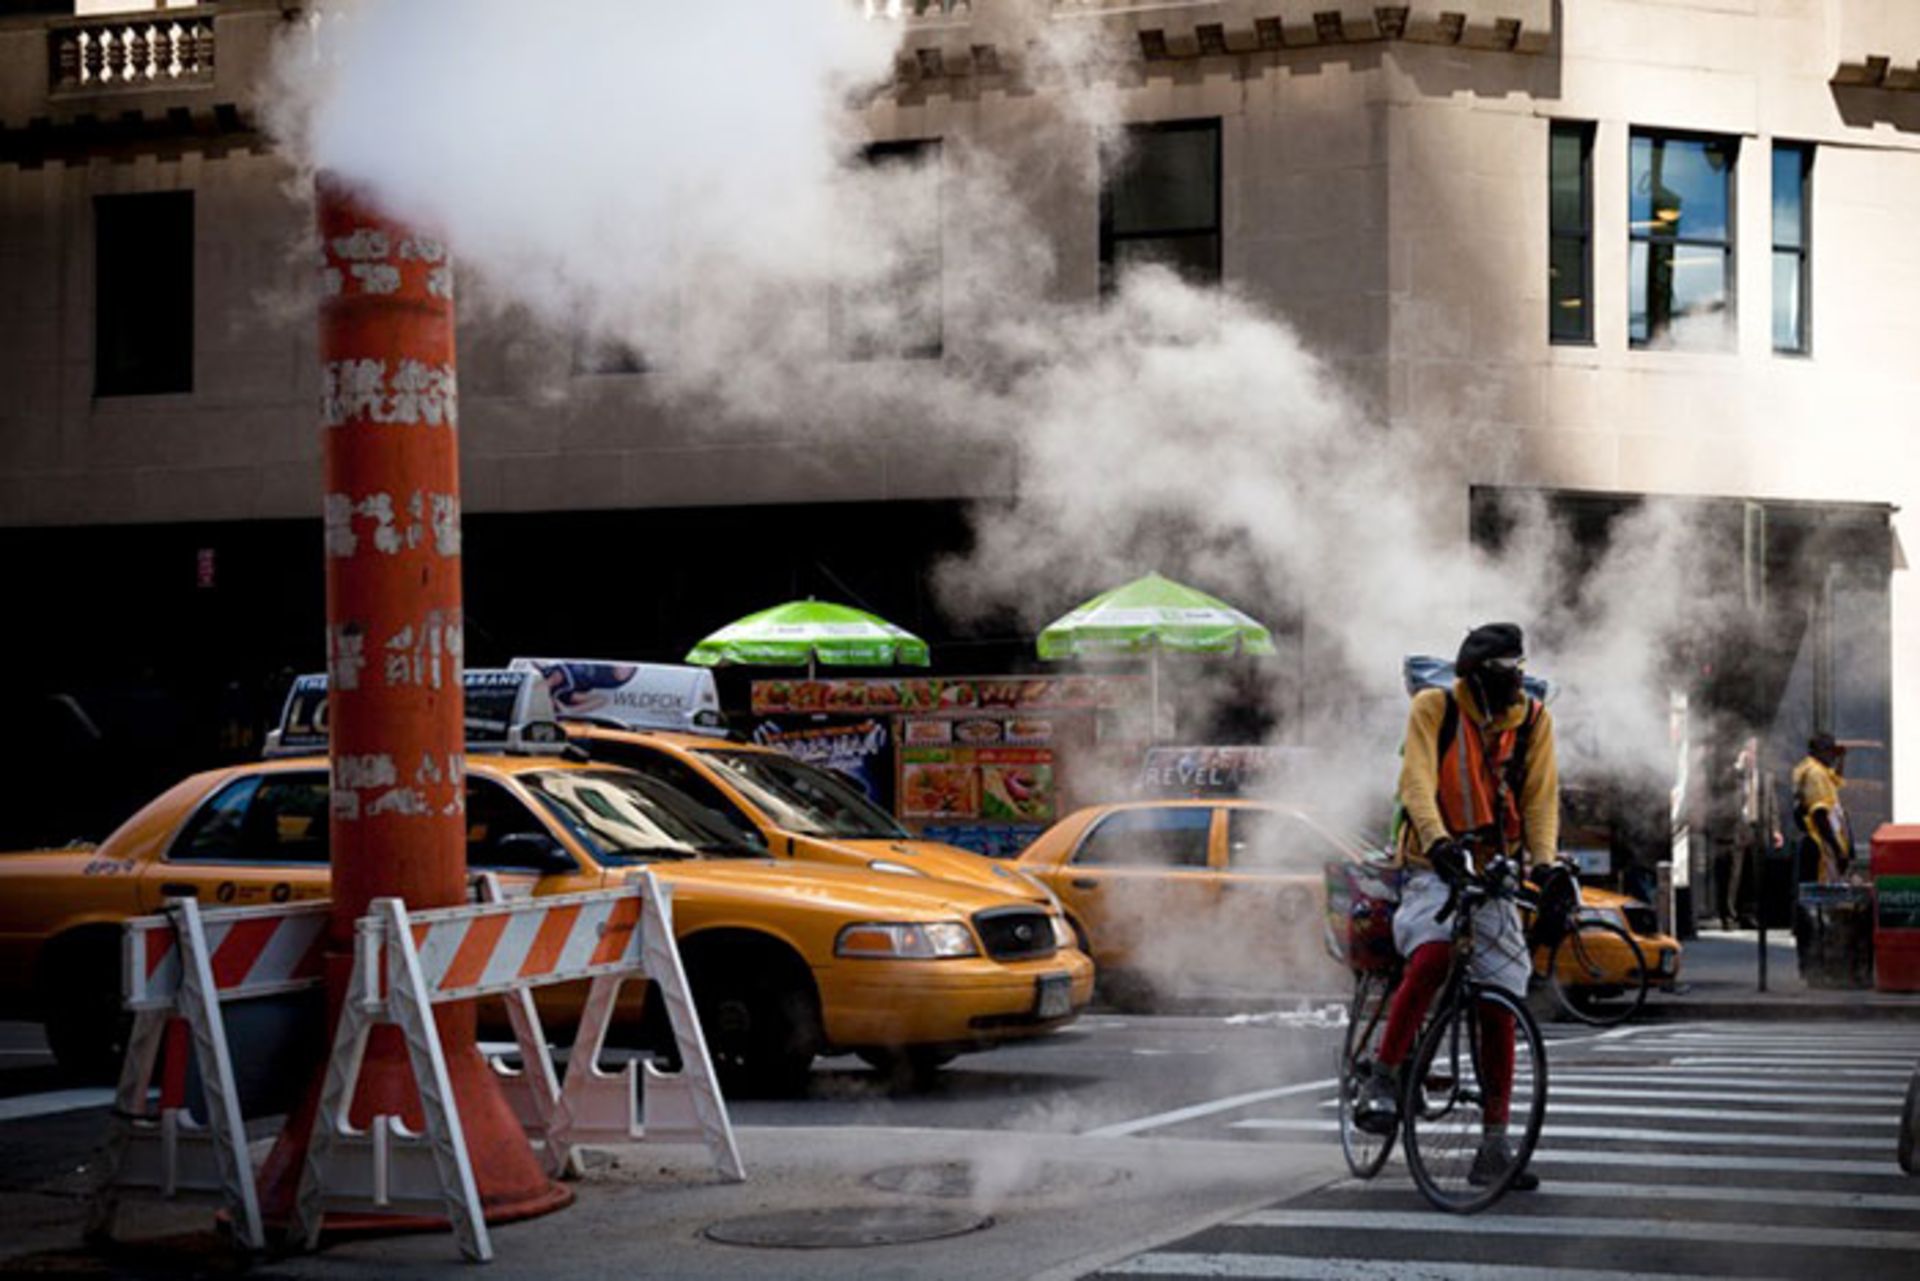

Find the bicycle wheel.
[
  {"left": 1546, "top": 918, "right": 1648, "bottom": 1027},
  {"left": 1403, "top": 985, "right": 1548, "bottom": 1213},
  {"left": 1337, "top": 970, "right": 1397, "bottom": 1179}
]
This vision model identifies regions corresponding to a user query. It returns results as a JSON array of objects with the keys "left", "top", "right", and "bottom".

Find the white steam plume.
[{"left": 265, "top": 2, "right": 1727, "bottom": 834}]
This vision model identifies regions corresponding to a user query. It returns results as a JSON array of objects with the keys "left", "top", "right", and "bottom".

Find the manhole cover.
[
  {"left": 702, "top": 1205, "right": 992, "bottom": 1249},
  {"left": 865, "top": 1159, "right": 1130, "bottom": 1199}
]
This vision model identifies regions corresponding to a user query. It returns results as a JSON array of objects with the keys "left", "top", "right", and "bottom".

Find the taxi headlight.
[
  {"left": 1051, "top": 914, "right": 1076, "bottom": 950},
  {"left": 835, "top": 921, "right": 979, "bottom": 959},
  {"left": 868, "top": 859, "right": 929, "bottom": 878}
]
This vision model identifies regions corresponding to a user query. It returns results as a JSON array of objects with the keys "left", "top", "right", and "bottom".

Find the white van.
[{"left": 508, "top": 658, "right": 726, "bottom": 737}]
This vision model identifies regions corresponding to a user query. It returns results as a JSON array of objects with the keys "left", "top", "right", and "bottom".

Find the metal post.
[
  {"left": 1745, "top": 501, "right": 1769, "bottom": 992},
  {"left": 257, "top": 174, "right": 566, "bottom": 1232}
]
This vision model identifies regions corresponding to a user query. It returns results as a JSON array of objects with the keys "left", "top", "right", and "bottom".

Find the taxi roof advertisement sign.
[{"left": 510, "top": 658, "right": 723, "bottom": 736}]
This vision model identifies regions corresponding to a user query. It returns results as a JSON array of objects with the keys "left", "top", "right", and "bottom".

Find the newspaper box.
[{"left": 1872, "top": 824, "right": 1920, "bottom": 993}]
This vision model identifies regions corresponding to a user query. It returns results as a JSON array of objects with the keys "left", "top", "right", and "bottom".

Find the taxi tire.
[
  {"left": 40, "top": 929, "right": 131, "bottom": 1084},
  {"left": 686, "top": 948, "right": 820, "bottom": 1099}
]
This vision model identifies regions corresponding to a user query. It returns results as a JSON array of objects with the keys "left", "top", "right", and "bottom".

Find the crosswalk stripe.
[
  {"left": 1238, "top": 1117, "right": 1879, "bottom": 1150},
  {"left": 1648, "top": 1032, "right": 1920, "bottom": 1044},
  {"left": 1081, "top": 1077, "right": 1338, "bottom": 1138},
  {"left": 1101, "top": 1255, "right": 1751, "bottom": 1280},
  {"left": 1541, "top": 1102, "right": 1895, "bottom": 1126},
  {"left": 0, "top": 1089, "right": 114, "bottom": 1122},
  {"left": 1488, "top": 1179, "right": 1920, "bottom": 1212},
  {"left": 1553, "top": 1072, "right": 1899, "bottom": 1091},
  {"left": 1665, "top": 1059, "right": 1908, "bottom": 1075},
  {"left": 1526, "top": 1149, "right": 1899, "bottom": 1176},
  {"left": 1538, "top": 1085, "right": 1901, "bottom": 1106},
  {"left": 1313, "top": 1090, "right": 1896, "bottom": 1113},
  {"left": 1227, "top": 1209, "right": 1920, "bottom": 1253}
]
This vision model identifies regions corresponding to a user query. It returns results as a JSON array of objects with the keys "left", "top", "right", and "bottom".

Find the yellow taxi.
[
  {"left": 1017, "top": 798, "right": 1679, "bottom": 1005},
  {"left": 0, "top": 674, "right": 1091, "bottom": 1095}
]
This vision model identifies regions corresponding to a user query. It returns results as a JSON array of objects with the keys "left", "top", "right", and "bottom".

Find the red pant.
[{"left": 1376, "top": 941, "right": 1515, "bottom": 1126}]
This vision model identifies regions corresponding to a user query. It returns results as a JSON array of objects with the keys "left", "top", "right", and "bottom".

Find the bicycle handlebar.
[{"left": 1434, "top": 853, "right": 1526, "bottom": 924}]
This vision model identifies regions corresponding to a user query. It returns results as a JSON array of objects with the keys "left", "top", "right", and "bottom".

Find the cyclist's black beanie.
[{"left": 1457, "top": 623, "right": 1524, "bottom": 674}]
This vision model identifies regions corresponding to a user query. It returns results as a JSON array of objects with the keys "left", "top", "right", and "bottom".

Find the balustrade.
[{"left": 49, "top": 12, "right": 217, "bottom": 92}]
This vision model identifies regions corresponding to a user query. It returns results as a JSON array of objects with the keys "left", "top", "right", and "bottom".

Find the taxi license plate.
[{"left": 1034, "top": 973, "right": 1072, "bottom": 1020}]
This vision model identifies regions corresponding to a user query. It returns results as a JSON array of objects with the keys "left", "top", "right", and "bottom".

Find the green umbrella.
[
  {"left": 686, "top": 598, "right": 930, "bottom": 679},
  {"left": 1037, "top": 573, "right": 1275, "bottom": 739}
]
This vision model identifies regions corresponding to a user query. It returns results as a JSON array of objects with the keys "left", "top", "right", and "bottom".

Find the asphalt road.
[{"left": 3, "top": 1012, "right": 1917, "bottom": 1279}]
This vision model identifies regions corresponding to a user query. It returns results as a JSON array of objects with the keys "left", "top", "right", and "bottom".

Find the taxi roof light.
[{"left": 262, "top": 668, "right": 565, "bottom": 758}]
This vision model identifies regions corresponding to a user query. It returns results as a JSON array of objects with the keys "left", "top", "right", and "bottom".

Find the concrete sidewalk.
[{"left": 1639, "top": 925, "right": 1920, "bottom": 1021}]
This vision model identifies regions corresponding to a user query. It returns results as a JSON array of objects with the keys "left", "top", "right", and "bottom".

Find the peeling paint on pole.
[
  {"left": 255, "top": 174, "right": 567, "bottom": 1230},
  {"left": 315, "top": 178, "right": 466, "bottom": 924}
]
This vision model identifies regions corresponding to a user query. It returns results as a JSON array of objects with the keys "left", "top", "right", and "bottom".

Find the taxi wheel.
[
  {"left": 40, "top": 930, "right": 130, "bottom": 1083},
  {"left": 687, "top": 945, "right": 820, "bottom": 1099}
]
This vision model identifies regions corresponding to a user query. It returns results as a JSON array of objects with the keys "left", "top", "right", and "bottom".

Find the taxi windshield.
[
  {"left": 522, "top": 769, "right": 756, "bottom": 864},
  {"left": 691, "top": 749, "right": 908, "bottom": 840}
]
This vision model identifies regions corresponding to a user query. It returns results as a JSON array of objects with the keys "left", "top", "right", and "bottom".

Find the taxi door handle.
[
  {"left": 1070, "top": 878, "right": 1098, "bottom": 890},
  {"left": 160, "top": 882, "right": 199, "bottom": 899}
]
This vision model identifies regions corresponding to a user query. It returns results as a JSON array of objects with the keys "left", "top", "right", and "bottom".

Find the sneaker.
[
  {"left": 1468, "top": 1136, "right": 1540, "bottom": 1191},
  {"left": 1353, "top": 1063, "right": 1399, "bottom": 1137}
]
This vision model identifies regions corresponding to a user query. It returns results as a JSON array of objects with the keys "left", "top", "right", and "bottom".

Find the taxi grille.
[{"left": 972, "top": 907, "right": 1057, "bottom": 961}]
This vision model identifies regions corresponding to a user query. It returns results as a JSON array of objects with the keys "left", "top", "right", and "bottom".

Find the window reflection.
[
  {"left": 1772, "top": 144, "right": 1812, "bottom": 354},
  {"left": 1630, "top": 133, "right": 1737, "bottom": 350}
]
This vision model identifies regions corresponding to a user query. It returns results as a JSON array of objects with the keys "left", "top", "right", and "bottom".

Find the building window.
[
  {"left": 1773, "top": 143, "right": 1813, "bottom": 355},
  {"left": 1548, "top": 122, "right": 1594, "bottom": 344},
  {"left": 95, "top": 190, "right": 193, "bottom": 396},
  {"left": 1100, "top": 119, "right": 1221, "bottom": 295},
  {"left": 832, "top": 138, "right": 942, "bottom": 361},
  {"left": 1629, "top": 132, "right": 1736, "bottom": 351}
]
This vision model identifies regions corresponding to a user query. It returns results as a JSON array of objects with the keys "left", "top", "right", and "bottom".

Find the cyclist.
[{"left": 1356, "top": 622, "right": 1574, "bottom": 1192}]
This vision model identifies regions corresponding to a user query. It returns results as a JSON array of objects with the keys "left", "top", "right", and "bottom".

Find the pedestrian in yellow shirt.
[{"left": 1791, "top": 733, "right": 1853, "bottom": 884}]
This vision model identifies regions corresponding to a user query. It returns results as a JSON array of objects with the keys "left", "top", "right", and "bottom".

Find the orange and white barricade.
[
  {"left": 88, "top": 896, "right": 329, "bottom": 1251},
  {"left": 296, "top": 870, "right": 739, "bottom": 1262}
]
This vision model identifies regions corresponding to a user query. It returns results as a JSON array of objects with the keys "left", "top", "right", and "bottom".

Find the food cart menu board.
[{"left": 898, "top": 717, "right": 1057, "bottom": 824}]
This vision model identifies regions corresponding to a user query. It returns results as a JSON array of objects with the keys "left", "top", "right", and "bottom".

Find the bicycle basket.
[{"left": 1325, "top": 857, "right": 1403, "bottom": 974}]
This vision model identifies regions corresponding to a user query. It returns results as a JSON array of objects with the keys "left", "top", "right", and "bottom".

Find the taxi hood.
[
  {"left": 829, "top": 838, "right": 1051, "bottom": 904},
  {"left": 650, "top": 855, "right": 1053, "bottom": 918}
]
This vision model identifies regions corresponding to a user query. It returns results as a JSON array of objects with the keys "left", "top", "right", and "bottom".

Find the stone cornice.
[{"left": 881, "top": 2, "right": 1550, "bottom": 93}]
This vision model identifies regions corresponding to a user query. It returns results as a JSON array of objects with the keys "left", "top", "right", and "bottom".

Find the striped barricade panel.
[
  {"left": 404, "top": 888, "right": 646, "bottom": 1004},
  {"left": 125, "top": 901, "right": 329, "bottom": 1011}
]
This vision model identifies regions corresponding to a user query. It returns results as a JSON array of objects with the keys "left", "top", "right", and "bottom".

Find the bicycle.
[
  {"left": 1527, "top": 876, "right": 1649, "bottom": 1027},
  {"left": 1336, "top": 854, "right": 1549, "bottom": 1213}
]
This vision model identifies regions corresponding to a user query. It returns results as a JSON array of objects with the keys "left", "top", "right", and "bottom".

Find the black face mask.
[{"left": 1472, "top": 668, "right": 1524, "bottom": 714}]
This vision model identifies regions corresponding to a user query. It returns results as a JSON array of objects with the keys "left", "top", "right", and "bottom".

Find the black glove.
[
  {"left": 1534, "top": 861, "right": 1578, "bottom": 921},
  {"left": 1426, "top": 838, "right": 1470, "bottom": 886}
]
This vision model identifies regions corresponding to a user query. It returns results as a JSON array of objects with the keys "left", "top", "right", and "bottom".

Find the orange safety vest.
[{"left": 1433, "top": 694, "right": 1538, "bottom": 853}]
